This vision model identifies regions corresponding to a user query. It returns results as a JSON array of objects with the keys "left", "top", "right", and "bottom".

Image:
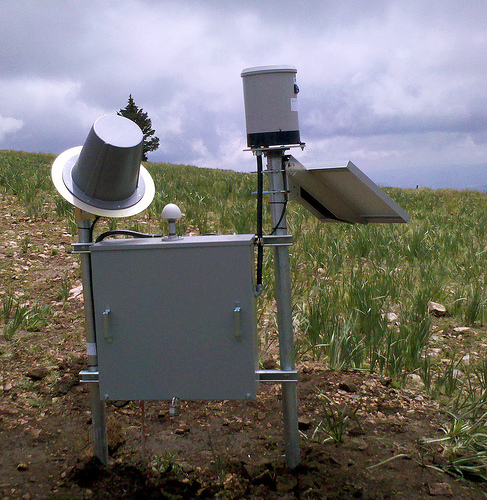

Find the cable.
[
  {"left": 95, "top": 229, "right": 162, "bottom": 243},
  {"left": 89, "top": 216, "right": 101, "bottom": 242},
  {"left": 269, "top": 200, "right": 287, "bottom": 235},
  {"left": 256, "top": 153, "right": 264, "bottom": 294},
  {"left": 269, "top": 156, "right": 289, "bottom": 235}
]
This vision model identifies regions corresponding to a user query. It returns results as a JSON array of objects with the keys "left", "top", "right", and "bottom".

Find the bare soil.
[{"left": 1, "top": 195, "right": 487, "bottom": 499}]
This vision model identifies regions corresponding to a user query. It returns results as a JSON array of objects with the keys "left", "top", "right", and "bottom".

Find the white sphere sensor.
[{"left": 161, "top": 203, "right": 182, "bottom": 221}]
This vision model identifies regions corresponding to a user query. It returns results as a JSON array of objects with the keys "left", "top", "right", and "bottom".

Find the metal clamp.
[
  {"left": 261, "top": 234, "right": 294, "bottom": 247},
  {"left": 72, "top": 242, "right": 92, "bottom": 254},
  {"left": 256, "top": 369, "right": 298, "bottom": 383},
  {"left": 79, "top": 369, "right": 100, "bottom": 383}
]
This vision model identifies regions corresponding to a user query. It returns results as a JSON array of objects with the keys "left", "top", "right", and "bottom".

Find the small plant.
[
  {"left": 420, "top": 400, "right": 487, "bottom": 481},
  {"left": 151, "top": 451, "right": 180, "bottom": 474},
  {"left": 463, "top": 285, "right": 484, "bottom": 326},
  {"left": 20, "top": 235, "right": 31, "bottom": 254},
  {"left": 54, "top": 197, "right": 71, "bottom": 218},
  {"left": 3, "top": 301, "right": 29, "bottom": 340},
  {"left": 56, "top": 275, "right": 70, "bottom": 302},
  {"left": 1, "top": 294, "right": 16, "bottom": 323},
  {"left": 312, "top": 392, "right": 359, "bottom": 443},
  {"left": 24, "top": 304, "right": 51, "bottom": 332},
  {"left": 436, "top": 356, "right": 463, "bottom": 398}
]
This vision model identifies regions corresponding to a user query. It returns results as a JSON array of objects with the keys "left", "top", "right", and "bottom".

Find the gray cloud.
[{"left": 1, "top": 1, "right": 487, "bottom": 187}]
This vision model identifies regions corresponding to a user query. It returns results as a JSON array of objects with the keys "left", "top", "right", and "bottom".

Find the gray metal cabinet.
[{"left": 89, "top": 234, "right": 258, "bottom": 401}]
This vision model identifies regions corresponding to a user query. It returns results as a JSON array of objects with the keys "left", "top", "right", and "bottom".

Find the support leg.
[
  {"left": 266, "top": 152, "right": 300, "bottom": 469},
  {"left": 77, "top": 213, "right": 109, "bottom": 464}
]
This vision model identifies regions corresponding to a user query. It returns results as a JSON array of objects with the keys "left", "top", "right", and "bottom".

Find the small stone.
[
  {"left": 179, "top": 462, "right": 194, "bottom": 473},
  {"left": 26, "top": 367, "right": 49, "bottom": 381},
  {"left": 262, "top": 358, "right": 278, "bottom": 370},
  {"left": 339, "top": 380, "right": 357, "bottom": 393},
  {"left": 384, "top": 312, "right": 398, "bottom": 323},
  {"left": 276, "top": 474, "right": 298, "bottom": 493},
  {"left": 175, "top": 426, "right": 190, "bottom": 435},
  {"left": 428, "top": 482, "right": 453, "bottom": 496},
  {"left": 428, "top": 301, "right": 447, "bottom": 317},
  {"left": 53, "top": 373, "right": 77, "bottom": 396},
  {"left": 405, "top": 373, "right": 424, "bottom": 389},
  {"left": 298, "top": 416, "right": 311, "bottom": 430},
  {"left": 348, "top": 425, "right": 364, "bottom": 437},
  {"left": 17, "top": 462, "right": 29, "bottom": 471},
  {"left": 68, "top": 284, "right": 83, "bottom": 301}
]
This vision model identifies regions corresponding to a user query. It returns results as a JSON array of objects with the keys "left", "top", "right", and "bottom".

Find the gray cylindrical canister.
[{"left": 241, "top": 65, "right": 300, "bottom": 148}]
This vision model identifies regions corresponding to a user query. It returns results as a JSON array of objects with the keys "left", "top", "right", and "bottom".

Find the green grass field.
[
  {"left": 1, "top": 149, "right": 487, "bottom": 380},
  {"left": 2, "top": 148, "right": 487, "bottom": 479}
]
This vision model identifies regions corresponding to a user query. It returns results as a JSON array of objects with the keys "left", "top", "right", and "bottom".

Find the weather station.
[
  {"left": 51, "top": 66, "right": 409, "bottom": 470},
  {"left": 240, "top": 65, "right": 409, "bottom": 469}
]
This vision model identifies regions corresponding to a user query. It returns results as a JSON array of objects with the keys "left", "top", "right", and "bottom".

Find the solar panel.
[{"left": 286, "top": 156, "right": 410, "bottom": 224}]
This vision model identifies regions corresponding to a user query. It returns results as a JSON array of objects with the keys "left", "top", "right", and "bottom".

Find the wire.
[
  {"left": 269, "top": 200, "right": 287, "bottom": 235},
  {"left": 256, "top": 153, "right": 264, "bottom": 292},
  {"left": 89, "top": 216, "right": 101, "bottom": 242},
  {"left": 269, "top": 156, "right": 289, "bottom": 235},
  {"left": 95, "top": 230, "right": 162, "bottom": 243}
]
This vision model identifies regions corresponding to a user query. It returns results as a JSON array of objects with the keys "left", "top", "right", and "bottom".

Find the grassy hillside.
[
  {"left": 3, "top": 149, "right": 487, "bottom": 481},
  {"left": 1, "top": 148, "right": 487, "bottom": 387}
]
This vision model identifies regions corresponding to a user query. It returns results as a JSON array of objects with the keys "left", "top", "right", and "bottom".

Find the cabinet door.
[{"left": 91, "top": 240, "right": 257, "bottom": 401}]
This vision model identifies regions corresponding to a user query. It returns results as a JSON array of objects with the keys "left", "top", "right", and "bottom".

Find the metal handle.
[
  {"left": 102, "top": 308, "right": 112, "bottom": 343},
  {"left": 234, "top": 302, "right": 242, "bottom": 341}
]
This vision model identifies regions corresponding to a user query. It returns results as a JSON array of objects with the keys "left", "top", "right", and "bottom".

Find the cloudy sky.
[{"left": 1, "top": 1, "right": 487, "bottom": 188}]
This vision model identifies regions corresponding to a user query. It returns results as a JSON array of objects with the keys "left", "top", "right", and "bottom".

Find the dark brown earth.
[{"left": 1, "top": 196, "right": 487, "bottom": 499}]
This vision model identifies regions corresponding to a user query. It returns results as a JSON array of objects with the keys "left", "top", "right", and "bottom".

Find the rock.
[
  {"left": 26, "top": 367, "right": 49, "bottom": 381},
  {"left": 384, "top": 312, "right": 398, "bottom": 323},
  {"left": 339, "top": 380, "right": 357, "bottom": 393},
  {"left": 179, "top": 461, "right": 194, "bottom": 473},
  {"left": 298, "top": 416, "right": 311, "bottom": 430},
  {"left": 17, "top": 462, "right": 29, "bottom": 471},
  {"left": 405, "top": 373, "right": 424, "bottom": 389},
  {"left": 175, "top": 425, "right": 191, "bottom": 435},
  {"left": 350, "top": 438, "right": 368, "bottom": 451},
  {"left": 68, "top": 284, "right": 83, "bottom": 301},
  {"left": 428, "top": 482, "right": 453, "bottom": 496},
  {"left": 276, "top": 473, "right": 298, "bottom": 493},
  {"left": 262, "top": 358, "right": 278, "bottom": 370},
  {"left": 454, "top": 326, "right": 471, "bottom": 333},
  {"left": 53, "top": 373, "right": 77, "bottom": 396},
  {"left": 428, "top": 301, "right": 447, "bottom": 317},
  {"left": 348, "top": 425, "right": 365, "bottom": 437}
]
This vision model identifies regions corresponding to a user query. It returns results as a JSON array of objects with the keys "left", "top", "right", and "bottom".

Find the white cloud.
[{"left": 0, "top": 116, "right": 24, "bottom": 141}]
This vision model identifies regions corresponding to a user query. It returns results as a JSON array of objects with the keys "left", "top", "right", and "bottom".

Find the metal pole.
[
  {"left": 76, "top": 210, "right": 109, "bottom": 464},
  {"left": 265, "top": 150, "right": 300, "bottom": 469}
]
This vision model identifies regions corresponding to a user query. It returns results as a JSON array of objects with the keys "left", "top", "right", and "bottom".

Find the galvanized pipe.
[
  {"left": 77, "top": 213, "right": 109, "bottom": 464},
  {"left": 265, "top": 151, "right": 300, "bottom": 469}
]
